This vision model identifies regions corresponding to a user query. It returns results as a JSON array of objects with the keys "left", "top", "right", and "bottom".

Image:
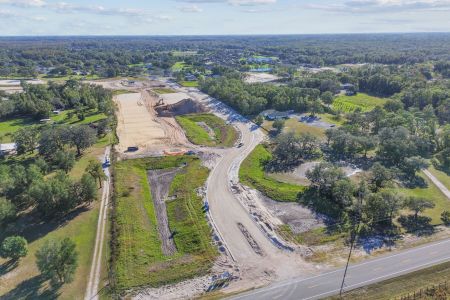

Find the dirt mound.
[{"left": 156, "top": 98, "right": 207, "bottom": 117}]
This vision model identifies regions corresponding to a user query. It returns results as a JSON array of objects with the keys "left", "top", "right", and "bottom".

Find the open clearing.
[
  {"left": 239, "top": 144, "right": 306, "bottom": 202},
  {"left": 115, "top": 92, "right": 171, "bottom": 154},
  {"left": 244, "top": 72, "right": 280, "bottom": 84},
  {"left": 176, "top": 113, "right": 238, "bottom": 147},
  {"left": 332, "top": 93, "right": 387, "bottom": 112},
  {"left": 112, "top": 156, "right": 216, "bottom": 292}
]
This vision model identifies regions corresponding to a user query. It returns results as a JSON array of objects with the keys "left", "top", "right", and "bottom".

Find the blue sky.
[{"left": 0, "top": 0, "right": 449, "bottom": 35}]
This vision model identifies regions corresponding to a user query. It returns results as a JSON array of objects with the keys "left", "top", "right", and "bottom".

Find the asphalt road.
[{"left": 232, "top": 238, "right": 450, "bottom": 300}]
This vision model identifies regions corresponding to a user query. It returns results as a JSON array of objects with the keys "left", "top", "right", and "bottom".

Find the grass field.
[
  {"left": 113, "top": 156, "right": 216, "bottom": 291},
  {"left": 179, "top": 81, "right": 199, "bottom": 87},
  {"left": 171, "top": 62, "right": 186, "bottom": 72},
  {"left": 333, "top": 261, "right": 450, "bottom": 300},
  {"left": 332, "top": 93, "right": 387, "bottom": 113},
  {"left": 428, "top": 166, "right": 450, "bottom": 189},
  {"left": 239, "top": 144, "right": 306, "bottom": 202},
  {"left": 0, "top": 136, "right": 109, "bottom": 299},
  {"left": 262, "top": 119, "right": 326, "bottom": 139},
  {"left": 176, "top": 113, "right": 238, "bottom": 147},
  {"left": 397, "top": 171, "right": 450, "bottom": 225},
  {"left": 0, "top": 110, "right": 107, "bottom": 142},
  {"left": 153, "top": 87, "right": 176, "bottom": 94}
]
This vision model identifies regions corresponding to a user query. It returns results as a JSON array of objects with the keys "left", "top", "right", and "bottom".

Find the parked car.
[{"left": 127, "top": 146, "right": 139, "bottom": 152}]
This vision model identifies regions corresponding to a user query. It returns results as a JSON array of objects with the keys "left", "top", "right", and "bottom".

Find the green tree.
[
  {"left": 86, "top": 160, "right": 106, "bottom": 188},
  {"left": 35, "top": 238, "right": 78, "bottom": 285},
  {"left": 68, "top": 125, "right": 97, "bottom": 156},
  {"left": 369, "top": 163, "right": 394, "bottom": 191},
  {"left": 254, "top": 115, "right": 264, "bottom": 126},
  {"left": 405, "top": 197, "right": 435, "bottom": 220},
  {"left": 441, "top": 211, "right": 450, "bottom": 226},
  {"left": 272, "top": 119, "right": 285, "bottom": 134},
  {"left": 1, "top": 236, "right": 28, "bottom": 260},
  {"left": 0, "top": 198, "right": 16, "bottom": 226},
  {"left": 321, "top": 91, "right": 334, "bottom": 105},
  {"left": 54, "top": 150, "right": 76, "bottom": 173},
  {"left": 14, "top": 126, "right": 40, "bottom": 154}
]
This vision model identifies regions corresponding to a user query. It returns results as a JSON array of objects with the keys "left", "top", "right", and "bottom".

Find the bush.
[
  {"left": 1, "top": 236, "right": 28, "bottom": 260},
  {"left": 441, "top": 211, "right": 450, "bottom": 226}
]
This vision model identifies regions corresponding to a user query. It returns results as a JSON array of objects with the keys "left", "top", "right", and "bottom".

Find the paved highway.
[{"left": 232, "top": 238, "right": 450, "bottom": 300}]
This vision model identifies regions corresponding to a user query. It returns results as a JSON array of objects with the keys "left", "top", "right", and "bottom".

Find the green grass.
[
  {"left": 278, "top": 225, "right": 345, "bottom": 247},
  {"left": 0, "top": 117, "right": 36, "bottom": 142},
  {"left": 153, "top": 87, "right": 176, "bottom": 94},
  {"left": 39, "top": 74, "right": 100, "bottom": 82},
  {"left": 176, "top": 113, "right": 238, "bottom": 147},
  {"left": 0, "top": 135, "right": 109, "bottom": 299},
  {"left": 397, "top": 171, "right": 450, "bottom": 225},
  {"left": 428, "top": 166, "right": 450, "bottom": 190},
  {"left": 112, "top": 89, "right": 138, "bottom": 96},
  {"left": 262, "top": 119, "right": 326, "bottom": 139},
  {"left": 179, "top": 81, "right": 199, "bottom": 87},
  {"left": 171, "top": 62, "right": 186, "bottom": 72},
  {"left": 317, "top": 113, "right": 346, "bottom": 126},
  {"left": 113, "top": 156, "right": 216, "bottom": 291},
  {"left": 332, "top": 93, "right": 388, "bottom": 113},
  {"left": 333, "top": 261, "right": 450, "bottom": 300},
  {"left": 239, "top": 144, "right": 306, "bottom": 202},
  {"left": 0, "top": 110, "right": 107, "bottom": 142}
]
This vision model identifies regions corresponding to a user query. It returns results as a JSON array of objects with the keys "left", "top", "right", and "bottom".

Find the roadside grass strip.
[
  {"left": 113, "top": 156, "right": 216, "bottom": 291},
  {"left": 176, "top": 113, "right": 238, "bottom": 147},
  {"left": 239, "top": 144, "right": 305, "bottom": 202}
]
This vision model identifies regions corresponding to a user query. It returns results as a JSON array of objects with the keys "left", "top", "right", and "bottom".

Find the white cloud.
[
  {"left": 0, "top": 0, "right": 46, "bottom": 7},
  {"left": 308, "top": 0, "right": 450, "bottom": 13},
  {"left": 175, "top": 0, "right": 276, "bottom": 6},
  {"left": 178, "top": 4, "right": 203, "bottom": 12}
]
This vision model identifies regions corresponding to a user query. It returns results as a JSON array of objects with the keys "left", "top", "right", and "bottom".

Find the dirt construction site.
[
  {"left": 91, "top": 79, "right": 202, "bottom": 157},
  {"left": 91, "top": 78, "right": 330, "bottom": 299}
]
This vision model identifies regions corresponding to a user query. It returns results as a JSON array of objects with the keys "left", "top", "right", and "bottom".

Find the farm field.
[
  {"left": 0, "top": 135, "right": 110, "bottom": 299},
  {"left": 171, "top": 62, "right": 186, "bottom": 72},
  {"left": 112, "top": 156, "right": 216, "bottom": 291},
  {"left": 332, "top": 93, "right": 387, "bottom": 112},
  {"left": 239, "top": 144, "right": 306, "bottom": 202},
  {"left": 175, "top": 113, "right": 238, "bottom": 147}
]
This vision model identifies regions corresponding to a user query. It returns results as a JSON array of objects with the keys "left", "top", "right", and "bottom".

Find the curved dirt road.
[{"left": 181, "top": 87, "right": 314, "bottom": 287}]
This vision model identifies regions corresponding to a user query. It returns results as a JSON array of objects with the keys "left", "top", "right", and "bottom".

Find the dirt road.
[
  {"left": 178, "top": 86, "right": 316, "bottom": 289},
  {"left": 147, "top": 169, "right": 180, "bottom": 256},
  {"left": 423, "top": 169, "right": 450, "bottom": 200},
  {"left": 85, "top": 147, "right": 111, "bottom": 300}
]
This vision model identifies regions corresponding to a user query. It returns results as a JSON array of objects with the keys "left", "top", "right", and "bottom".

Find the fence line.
[{"left": 397, "top": 281, "right": 448, "bottom": 300}]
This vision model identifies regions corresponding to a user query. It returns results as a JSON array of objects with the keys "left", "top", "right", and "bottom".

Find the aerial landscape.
[{"left": 0, "top": 1, "right": 450, "bottom": 300}]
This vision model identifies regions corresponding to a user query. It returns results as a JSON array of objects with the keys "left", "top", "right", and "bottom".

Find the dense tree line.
[
  {"left": 1, "top": 34, "right": 450, "bottom": 78},
  {"left": 200, "top": 74, "right": 326, "bottom": 115},
  {"left": 0, "top": 80, "right": 113, "bottom": 120}
]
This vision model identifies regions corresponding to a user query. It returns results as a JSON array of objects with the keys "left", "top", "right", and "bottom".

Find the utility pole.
[{"left": 339, "top": 221, "right": 360, "bottom": 297}]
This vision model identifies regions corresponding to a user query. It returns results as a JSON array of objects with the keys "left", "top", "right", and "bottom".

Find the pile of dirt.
[{"left": 156, "top": 98, "right": 207, "bottom": 117}]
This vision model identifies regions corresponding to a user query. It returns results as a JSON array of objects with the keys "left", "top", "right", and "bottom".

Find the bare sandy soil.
[
  {"left": 160, "top": 92, "right": 191, "bottom": 105},
  {"left": 244, "top": 72, "right": 280, "bottom": 84},
  {"left": 115, "top": 92, "right": 167, "bottom": 154},
  {"left": 0, "top": 79, "right": 45, "bottom": 94}
]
